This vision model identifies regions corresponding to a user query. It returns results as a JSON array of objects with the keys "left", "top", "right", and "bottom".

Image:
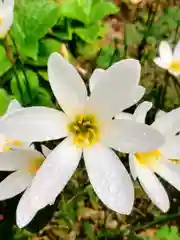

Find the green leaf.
[
  {"left": 60, "top": 0, "right": 89, "bottom": 24},
  {"left": 0, "top": 89, "right": 10, "bottom": 115},
  {"left": 125, "top": 24, "right": 142, "bottom": 46},
  {"left": 11, "top": 14, "right": 38, "bottom": 60},
  {"left": 156, "top": 226, "right": 170, "bottom": 238},
  {"left": 76, "top": 40, "right": 102, "bottom": 60},
  {"left": 11, "top": 70, "right": 39, "bottom": 105},
  {"left": 169, "top": 226, "right": 178, "bottom": 235},
  {"left": 89, "top": 2, "right": 119, "bottom": 23},
  {"left": 96, "top": 45, "right": 120, "bottom": 68},
  {"left": 83, "top": 221, "right": 95, "bottom": 240},
  {"left": 37, "top": 38, "right": 61, "bottom": 66},
  {"left": 34, "top": 87, "right": 54, "bottom": 107},
  {"left": 60, "top": 0, "right": 118, "bottom": 25},
  {"left": 38, "top": 71, "right": 48, "bottom": 81},
  {"left": 11, "top": 0, "right": 60, "bottom": 60},
  {"left": 74, "top": 24, "right": 106, "bottom": 43},
  {"left": 0, "top": 45, "right": 12, "bottom": 76},
  {"left": 53, "top": 18, "right": 73, "bottom": 41},
  {"left": 164, "top": 8, "right": 180, "bottom": 23},
  {"left": 156, "top": 226, "right": 180, "bottom": 240}
]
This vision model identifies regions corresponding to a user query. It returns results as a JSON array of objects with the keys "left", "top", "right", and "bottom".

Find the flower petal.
[
  {"left": 6, "top": 99, "right": 22, "bottom": 115},
  {"left": 88, "top": 59, "right": 141, "bottom": 119},
  {"left": 115, "top": 86, "right": 145, "bottom": 120},
  {"left": 129, "top": 154, "right": 137, "bottom": 180},
  {"left": 152, "top": 107, "right": 180, "bottom": 136},
  {"left": 117, "top": 86, "right": 145, "bottom": 113},
  {"left": 173, "top": 40, "right": 180, "bottom": 60},
  {"left": 159, "top": 41, "right": 172, "bottom": 63},
  {"left": 27, "top": 138, "right": 81, "bottom": 211},
  {"left": 155, "top": 110, "right": 166, "bottom": 119},
  {"left": 136, "top": 164, "right": 169, "bottom": 212},
  {"left": 133, "top": 101, "right": 152, "bottom": 123},
  {"left": 102, "top": 119, "right": 164, "bottom": 153},
  {"left": 168, "top": 69, "right": 180, "bottom": 77},
  {"left": 0, "top": 170, "right": 33, "bottom": 200},
  {"left": 155, "top": 159, "right": 180, "bottom": 191},
  {"left": 0, "top": 134, "right": 5, "bottom": 151},
  {"left": 160, "top": 135, "right": 180, "bottom": 159},
  {"left": 41, "top": 145, "right": 51, "bottom": 157},
  {"left": 115, "top": 112, "right": 133, "bottom": 120},
  {"left": 84, "top": 143, "right": 134, "bottom": 214},
  {"left": 132, "top": 85, "right": 145, "bottom": 104},
  {"left": 89, "top": 68, "right": 105, "bottom": 92},
  {"left": 16, "top": 188, "right": 38, "bottom": 228},
  {"left": 0, "top": 107, "right": 68, "bottom": 142},
  {"left": 4, "top": 0, "right": 14, "bottom": 7},
  {"left": 0, "top": 149, "right": 43, "bottom": 171},
  {"left": 153, "top": 57, "right": 169, "bottom": 69},
  {"left": 48, "top": 53, "right": 87, "bottom": 116},
  {"left": 0, "top": 6, "right": 14, "bottom": 36}
]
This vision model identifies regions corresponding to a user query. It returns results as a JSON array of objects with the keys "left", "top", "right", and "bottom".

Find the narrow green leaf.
[
  {"left": 0, "top": 89, "right": 10, "bottom": 115},
  {"left": 0, "top": 45, "right": 12, "bottom": 76}
]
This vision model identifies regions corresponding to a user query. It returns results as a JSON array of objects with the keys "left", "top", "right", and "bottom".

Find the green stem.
[
  {"left": 174, "top": 21, "right": 180, "bottom": 46},
  {"left": 156, "top": 71, "right": 169, "bottom": 111},
  {"left": 134, "top": 211, "right": 180, "bottom": 232},
  {"left": 137, "top": 5, "right": 153, "bottom": 61},
  {"left": 124, "top": 25, "right": 128, "bottom": 58},
  {"left": 108, "top": 39, "right": 119, "bottom": 67},
  {"left": 137, "top": 1, "right": 159, "bottom": 62},
  {"left": 3, "top": 35, "right": 24, "bottom": 104},
  {"left": 9, "top": 32, "right": 32, "bottom": 102}
]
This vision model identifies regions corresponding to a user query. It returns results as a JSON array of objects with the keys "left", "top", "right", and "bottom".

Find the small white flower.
[
  {"left": 118, "top": 102, "right": 180, "bottom": 212},
  {"left": 0, "top": 53, "right": 164, "bottom": 227},
  {"left": 0, "top": 146, "right": 50, "bottom": 227},
  {"left": 154, "top": 40, "right": 180, "bottom": 77},
  {"left": 0, "top": 99, "right": 30, "bottom": 151},
  {"left": 0, "top": 149, "right": 45, "bottom": 201},
  {"left": 0, "top": 0, "right": 14, "bottom": 38}
]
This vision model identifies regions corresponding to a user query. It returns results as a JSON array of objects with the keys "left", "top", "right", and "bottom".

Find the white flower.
[
  {"left": 0, "top": 145, "right": 50, "bottom": 226},
  {"left": 0, "top": 99, "right": 30, "bottom": 151},
  {"left": 0, "top": 53, "right": 164, "bottom": 228},
  {"left": 0, "top": 101, "right": 51, "bottom": 226},
  {"left": 0, "top": 0, "right": 14, "bottom": 38},
  {"left": 0, "top": 149, "right": 46, "bottom": 201},
  {"left": 154, "top": 40, "right": 180, "bottom": 77},
  {"left": 117, "top": 102, "right": 180, "bottom": 212}
]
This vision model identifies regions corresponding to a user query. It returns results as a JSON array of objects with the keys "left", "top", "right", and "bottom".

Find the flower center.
[
  {"left": 3, "top": 138, "right": 24, "bottom": 151},
  {"left": 68, "top": 113, "right": 100, "bottom": 147},
  {"left": 135, "top": 150, "right": 161, "bottom": 167},
  {"left": 169, "top": 60, "right": 180, "bottom": 72},
  {"left": 28, "top": 156, "right": 44, "bottom": 174}
]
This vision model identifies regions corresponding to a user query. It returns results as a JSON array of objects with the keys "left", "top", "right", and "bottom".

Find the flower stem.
[
  {"left": 134, "top": 211, "right": 180, "bottom": 232},
  {"left": 3, "top": 34, "right": 24, "bottom": 104},
  {"left": 137, "top": 1, "right": 159, "bottom": 62},
  {"left": 8, "top": 32, "right": 33, "bottom": 103}
]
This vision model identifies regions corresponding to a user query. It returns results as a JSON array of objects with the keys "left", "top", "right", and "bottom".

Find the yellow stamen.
[
  {"left": 67, "top": 113, "right": 101, "bottom": 148},
  {"left": 169, "top": 60, "right": 180, "bottom": 72},
  {"left": 12, "top": 140, "right": 24, "bottom": 147},
  {"left": 28, "top": 157, "right": 44, "bottom": 174},
  {"left": 5, "top": 138, "right": 24, "bottom": 148},
  {"left": 0, "top": 16, "right": 2, "bottom": 26},
  {"left": 170, "top": 159, "right": 180, "bottom": 164},
  {"left": 3, "top": 145, "right": 11, "bottom": 151},
  {"left": 135, "top": 150, "right": 161, "bottom": 167}
]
